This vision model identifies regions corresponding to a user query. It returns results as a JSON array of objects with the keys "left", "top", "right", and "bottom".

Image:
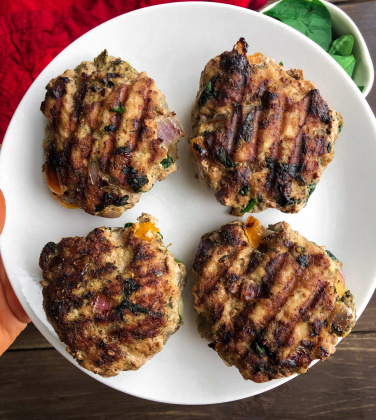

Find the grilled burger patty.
[
  {"left": 189, "top": 39, "right": 342, "bottom": 215},
  {"left": 39, "top": 214, "right": 186, "bottom": 377},
  {"left": 192, "top": 217, "right": 356, "bottom": 382},
  {"left": 41, "top": 51, "right": 185, "bottom": 217}
]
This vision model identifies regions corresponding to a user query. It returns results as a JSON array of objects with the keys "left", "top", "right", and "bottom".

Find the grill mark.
[
  {"left": 251, "top": 108, "right": 263, "bottom": 160},
  {"left": 261, "top": 260, "right": 304, "bottom": 339},
  {"left": 216, "top": 48, "right": 249, "bottom": 157},
  {"left": 240, "top": 107, "right": 256, "bottom": 158},
  {"left": 125, "top": 77, "right": 153, "bottom": 153},
  {"left": 63, "top": 78, "right": 90, "bottom": 204},
  {"left": 101, "top": 85, "right": 130, "bottom": 170},
  {"left": 43, "top": 77, "right": 71, "bottom": 132},
  {"left": 308, "top": 89, "right": 330, "bottom": 124},
  {"left": 270, "top": 95, "right": 285, "bottom": 163},
  {"left": 288, "top": 92, "right": 313, "bottom": 168},
  {"left": 85, "top": 84, "right": 131, "bottom": 212},
  {"left": 73, "top": 80, "right": 89, "bottom": 124},
  {"left": 241, "top": 253, "right": 289, "bottom": 328},
  {"left": 106, "top": 79, "right": 151, "bottom": 190},
  {"left": 65, "top": 78, "right": 88, "bottom": 176},
  {"left": 252, "top": 92, "right": 283, "bottom": 167},
  {"left": 197, "top": 228, "right": 249, "bottom": 296},
  {"left": 275, "top": 282, "right": 328, "bottom": 352},
  {"left": 202, "top": 248, "right": 239, "bottom": 295},
  {"left": 224, "top": 104, "right": 242, "bottom": 157}
]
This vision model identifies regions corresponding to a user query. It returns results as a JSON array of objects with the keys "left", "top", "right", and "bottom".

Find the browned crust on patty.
[
  {"left": 192, "top": 219, "right": 356, "bottom": 382},
  {"left": 41, "top": 51, "right": 184, "bottom": 217},
  {"left": 189, "top": 38, "right": 342, "bottom": 215},
  {"left": 40, "top": 214, "right": 186, "bottom": 377}
]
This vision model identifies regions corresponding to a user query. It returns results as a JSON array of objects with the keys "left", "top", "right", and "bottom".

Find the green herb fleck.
[
  {"left": 239, "top": 185, "right": 250, "bottom": 196},
  {"left": 110, "top": 100, "right": 125, "bottom": 114},
  {"left": 358, "top": 86, "right": 365, "bottom": 92},
  {"left": 216, "top": 147, "right": 235, "bottom": 168},
  {"left": 122, "top": 278, "right": 141, "bottom": 298},
  {"left": 174, "top": 258, "right": 182, "bottom": 264},
  {"left": 254, "top": 342, "right": 266, "bottom": 356},
  {"left": 326, "top": 249, "right": 338, "bottom": 261},
  {"left": 307, "top": 182, "right": 317, "bottom": 201},
  {"left": 168, "top": 298, "right": 173, "bottom": 309},
  {"left": 117, "top": 300, "right": 157, "bottom": 317},
  {"left": 124, "top": 222, "right": 133, "bottom": 228},
  {"left": 240, "top": 112, "right": 254, "bottom": 143},
  {"left": 114, "top": 147, "right": 130, "bottom": 155},
  {"left": 201, "top": 130, "right": 212, "bottom": 136},
  {"left": 160, "top": 154, "right": 174, "bottom": 169},
  {"left": 104, "top": 125, "right": 117, "bottom": 133},
  {"left": 279, "top": 61, "right": 284, "bottom": 66},
  {"left": 241, "top": 198, "right": 258, "bottom": 214},
  {"left": 198, "top": 75, "right": 218, "bottom": 107},
  {"left": 157, "top": 232, "right": 163, "bottom": 239},
  {"left": 297, "top": 174, "right": 306, "bottom": 185},
  {"left": 296, "top": 254, "right": 309, "bottom": 268}
]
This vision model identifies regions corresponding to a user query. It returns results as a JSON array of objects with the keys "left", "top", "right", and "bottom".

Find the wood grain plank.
[
  {"left": 8, "top": 323, "right": 52, "bottom": 350},
  {"left": 1, "top": 332, "right": 375, "bottom": 419}
]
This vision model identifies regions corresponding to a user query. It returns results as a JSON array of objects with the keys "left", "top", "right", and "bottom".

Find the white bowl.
[{"left": 261, "top": 0, "right": 374, "bottom": 96}]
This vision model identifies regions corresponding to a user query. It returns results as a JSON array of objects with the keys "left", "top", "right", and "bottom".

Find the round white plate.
[{"left": 1, "top": 1, "right": 376, "bottom": 405}]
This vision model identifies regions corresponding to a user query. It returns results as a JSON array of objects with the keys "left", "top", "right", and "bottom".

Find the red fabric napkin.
[{"left": 0, "top": 0, "right": 258, "bottom": 143}]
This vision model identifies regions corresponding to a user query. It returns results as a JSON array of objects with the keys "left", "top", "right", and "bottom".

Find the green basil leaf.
[
  {"left": 264, "top": 0, "right": 332, "bottom": 51},
  {"left": 328, "top": 34, "right": 354, "bottom": 56},
  {"left": 330, "top": 54, "right": 356, "bottom": 77},
  {"left": 358, "top": 85, "right": 365, "bottom": 92}
]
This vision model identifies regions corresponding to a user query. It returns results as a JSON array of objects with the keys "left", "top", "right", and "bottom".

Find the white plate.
[{"left": 1, "top": 1, "right": 376, "bottom": 405}]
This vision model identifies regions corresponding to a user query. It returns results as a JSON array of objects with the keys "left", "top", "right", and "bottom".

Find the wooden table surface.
[{"left": 1, "top": 1, "right": 375, "bottom": 418}]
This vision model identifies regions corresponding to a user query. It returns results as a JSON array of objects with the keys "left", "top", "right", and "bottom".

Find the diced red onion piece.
[
  {"left": 88, "top": 160, "right": 100, "bottom": 185},
  {"left": 157, "top": 117, "right": 184, "bottom": 147},
  {"left": 93, "top": 293, "right": 112, "bottom": 314},
  {"left": 339, "top": 268, "right": 346, "bottom": 284}
]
